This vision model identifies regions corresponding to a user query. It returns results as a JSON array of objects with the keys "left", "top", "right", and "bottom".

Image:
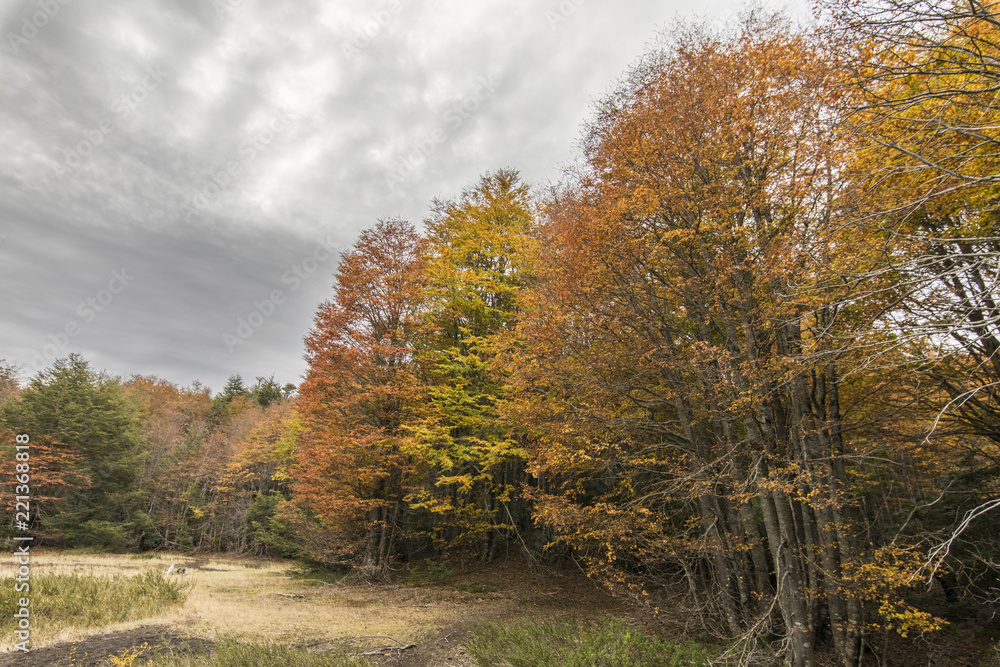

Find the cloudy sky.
[{"left": 0, "top": 0, "right": 802, "bottom": 394}]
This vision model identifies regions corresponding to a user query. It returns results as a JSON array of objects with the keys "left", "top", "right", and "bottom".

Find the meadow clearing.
[{"left": 0, "top": 551, "right": 712, "bottom": 666}]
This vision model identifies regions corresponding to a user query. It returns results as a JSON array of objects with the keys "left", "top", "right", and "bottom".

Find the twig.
[
  {"left": 336, "top": 635, "right": 407, "bottom": 645},
  {"left": 358, "top": 643, "right": 417, "bottom": 656},
  {"left": 919, "top": 497, "right": 1000, "bottom": 582}
]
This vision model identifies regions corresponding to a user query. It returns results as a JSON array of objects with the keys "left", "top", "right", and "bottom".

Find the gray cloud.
[{"left": 0, "top": 0, "right": 801, "bottom": 393}]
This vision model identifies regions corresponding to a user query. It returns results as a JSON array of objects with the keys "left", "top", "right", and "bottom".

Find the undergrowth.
[{"left": 466, "top": 614, "right": 712, "bottom": 667}]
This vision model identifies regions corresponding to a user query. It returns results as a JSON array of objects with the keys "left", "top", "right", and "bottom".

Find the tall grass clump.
[
  {"left": 466, "top": 615, "right": 712, "bottom": 667},
  {"left": 0, "top": 570, "right": 189, "bottom": 639},
  {"left": 150, "top": 638, "right": 369, "bottom": 666}
]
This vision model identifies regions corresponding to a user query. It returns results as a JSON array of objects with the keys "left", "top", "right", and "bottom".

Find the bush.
[
  {"left": 245, "top": 492, "right": 301, "bottom": 558},
  {"left": 405, "top": 558, "right": 454, "bottom": 586},
  {"left": 66, "top": 519, "right": 133, "bottom": 552}
]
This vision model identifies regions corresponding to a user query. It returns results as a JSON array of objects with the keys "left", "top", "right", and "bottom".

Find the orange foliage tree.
[
  {"left": 293, "top": 218, "right": 426, "bottom": 574},
  {"left": 507, "top": 15, "right": 914, "bottom": 666}
]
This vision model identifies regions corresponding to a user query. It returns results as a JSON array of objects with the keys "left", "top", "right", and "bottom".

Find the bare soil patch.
[{"left": 0, "top": 625, "right": 213, "bottom": 667}]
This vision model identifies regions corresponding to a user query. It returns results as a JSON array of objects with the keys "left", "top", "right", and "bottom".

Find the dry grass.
[
  {"left": 0, "top": 568, "right": 188, "bottom": 644},
  {"left": 0, "top": 551, "right": 638, "bottom": 666},
  {"left": 0, "top": 551, "right": 458, "bottom": 651}
]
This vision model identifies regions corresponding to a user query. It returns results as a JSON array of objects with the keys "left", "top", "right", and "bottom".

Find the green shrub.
[
  {"left": 405, "top": 558, "right": 454, "bottom": 586},
  {"left": 64, "top": 519, "right": 133, "bottom": 552},
  {"left": 466, "top": 615, "right": 712, "bottom": 667},
  {"left": 245, "top": 492, "right": 301, "bottom": 558}
]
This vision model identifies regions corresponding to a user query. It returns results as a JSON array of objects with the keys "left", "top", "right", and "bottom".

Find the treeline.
[
  {"left": 4, "top": 3, "right": 1000, "bottom": 664},
  {"left": 287, "top": 7, "right": 1000, "bottom": 666},
  {"left": 0, "top": 361, "right": 299, "bottom": 555}
]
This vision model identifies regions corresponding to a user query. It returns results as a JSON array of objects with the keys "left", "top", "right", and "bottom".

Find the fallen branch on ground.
[{"left": 358, "top": 644, "right": 417, "bottom": 656}]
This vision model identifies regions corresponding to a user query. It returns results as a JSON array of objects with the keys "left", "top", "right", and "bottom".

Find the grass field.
[{"left": 0, "top": 551, "right": 669, "bottom": 666}]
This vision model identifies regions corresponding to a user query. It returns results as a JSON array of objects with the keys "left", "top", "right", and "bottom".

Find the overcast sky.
[{"left": 0, "top": 0, "right": 804, "bottom": 394}]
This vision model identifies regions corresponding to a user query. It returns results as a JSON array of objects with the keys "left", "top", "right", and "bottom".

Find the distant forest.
[{"left": 5, "top": 4, "right": 1000, "bottom": 665}]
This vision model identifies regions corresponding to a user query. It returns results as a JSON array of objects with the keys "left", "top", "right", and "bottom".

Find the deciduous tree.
[
  {"left": 511, "top": 15, "right": 903, "bottom": 665},
  {"left": 408, "top": 169, "right": 537, "bottom": 560},
  {"left": 294, "top": 218, "right": 425, "bottom": 575}
]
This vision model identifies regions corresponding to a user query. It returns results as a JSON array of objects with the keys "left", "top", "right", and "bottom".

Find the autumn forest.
[{"left": 5, "top": 2, "right": 1000, "bottom": 665}]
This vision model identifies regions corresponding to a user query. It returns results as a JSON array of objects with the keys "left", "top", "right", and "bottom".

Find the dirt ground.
[
  {"left": 367, "top": 561, "right": 633, "bottom": 667},
  {"left": 0, "top": 626, "right": 213, "bottom": 667}
]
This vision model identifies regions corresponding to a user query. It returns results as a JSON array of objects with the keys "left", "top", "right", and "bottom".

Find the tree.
[
  {"left": 3, "top": 355, "right": 143, "bottom": 548},
  {"left": 828, "top": 0, "right": 1000, "bottom": 600},
  {"left": 124, "top": 375, "right": 214, "bottom": 550},
  {"left": 509, "top": 15, "right": 925, "bottom": 665},
  {"left": 0, "top": 360, "right": 20, "bottom": 405},
  {"left": 832, "top": 0, "right": 1000, "bottom": 198},
  {"left": 211, "top": 375, "right": 250, "bottom": 421},
  {"left": 249, "top": 376, "right": 285, "bottom": 409},
  {"left": 830, "top": 0, "right": 1000, "bottom": 445},
  {"left": 294, "top": 218, "right": 426, "bottom": 575},
  {"left": 408, "top": 169, "right": 538, "bottom": 560},
  {"left": 216, "top": 400, "right": 300, "bottom": 556}
]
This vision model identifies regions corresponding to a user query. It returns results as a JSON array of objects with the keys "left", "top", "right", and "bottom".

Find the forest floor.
[
  {"left": 0, "top": 551, "right": 635, "bottom": 666},
  {"left": 1, "top": 551, "right": 998, "bottom": 666}
]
